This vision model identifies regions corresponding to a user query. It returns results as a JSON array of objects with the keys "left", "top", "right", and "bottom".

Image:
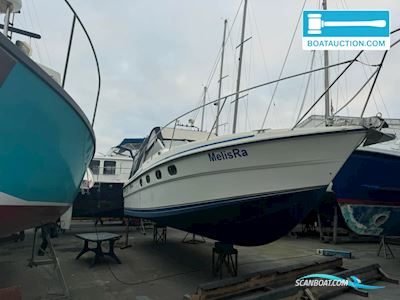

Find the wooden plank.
[
  {"left": 378, "top": 267, "right": 400, "bottom": 284},
  {"left": 305, "top": 264, "right": 390, "bottom": 300},
  {"left": 192, "top": 257, "right": 342, "bottom": 299},
  {"left": 187, "top": 262, "right": 400, "bottom": 300}
]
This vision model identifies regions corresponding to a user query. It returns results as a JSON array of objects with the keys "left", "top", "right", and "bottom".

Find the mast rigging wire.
[
  {"left": 24, "top": 1, "right": 43, "bottom": 63},
  {"left": 362, "top": 52, "right": 390, "bottom": 117},
  {"left": 293, "top": 51, "right": 364, "bottom": 128},
  {"left": 336, "top": 68, "right": 379, "bottom": 117},
  {"left": 294, "top": 31, "right": 400, "bottom": 128},
  {"left": 165, "top": 58, "right": 358, "bottom": 131},
  {"left": 360, "top": 51, "right": 388, "bottom": 118},
  {"left": 137, "top": 29, "right": 400, "bottom": 157},
  {"left": 260, "top": 0, "right": 307, "bottom": 129},
  {"left": 359, "top": 55, "right": 380, "bottom": 113},
  {"left": 192, "top": 1, "right": 243, "bottom": 122},
  {"left": 31, "top": 0, "right": 53, "bottom": 67},
  {"left": 295, "top": 50, "right": 316, "bottom": 124},
  {"left": 311, "top": 68, "right": 380, "bottom": 128}
]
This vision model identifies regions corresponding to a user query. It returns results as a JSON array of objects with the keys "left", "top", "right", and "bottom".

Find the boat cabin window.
[
  {"left": 146, "top": 175, "right": 150, "bottom": 183},
  {"left": 103, "top": 160, "right": 116, "bottom": 175},
  {"left": 139, "top": 178, "right": 143, "bottom": 187},
  {"left": 155, "top": 170, "right": 162, "bottom": 180},
  {"left": 168, "top": 165, "right": 177, "bottom": 175},
  {"left": 89, "top": 160, "right": 100, "bottom": 175}
]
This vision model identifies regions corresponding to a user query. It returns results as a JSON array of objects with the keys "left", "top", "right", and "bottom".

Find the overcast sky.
[{"left": 14, "top": 0, "right": 400, "bottom": 153}]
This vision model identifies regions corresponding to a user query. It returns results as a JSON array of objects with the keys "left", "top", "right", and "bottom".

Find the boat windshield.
[
  {"left": 130, "top": 126, "right": 210, "bottom": 177},
  {"left": 130, "top": 127, "right": 164, "bottom": 176}
]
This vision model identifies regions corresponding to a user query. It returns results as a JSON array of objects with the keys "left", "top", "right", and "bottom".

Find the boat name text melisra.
[{"left": 208, "top": 148, "right": 249, "bottom": 162}]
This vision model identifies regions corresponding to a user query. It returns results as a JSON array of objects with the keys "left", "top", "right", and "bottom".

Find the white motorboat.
[
  {"left": 73, "top": 139, "right": 143, "bottom": 218},
  {"left": 124, "top": 125, "right": 367, "bottom": 245},
  {"left": 123, "top": 0, "right": 387, "bottom": 246}
]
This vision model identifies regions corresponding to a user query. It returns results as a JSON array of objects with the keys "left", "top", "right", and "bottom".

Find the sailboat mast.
[
  {"left": 216, "top": 19, "right": 228, "bottom": 136},
  {"left": 232, "top": 0, "right": 248, "bottom": 134},
  {"left": 323, "top": 0, "right": 331, "bottom": 125},
  {"left": 201, "top": 86, "right": 207, "bottom": 131}
]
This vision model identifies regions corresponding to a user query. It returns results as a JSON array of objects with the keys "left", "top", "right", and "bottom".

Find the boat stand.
[
  {"left": 317, "top": 206, "right": 339, "bottom": 244},
  {"left": 138, "top": 218, "right": 146, "bottom": 235},
  {"left": 120, "top": 218, "right": 132, "bottom": 249},
  {"left": 132, "top": 218, "right": 151, "bottom": 235},
  {"left": 153, "top": 224, "right": 167, "bottom": 244},
  {"left": 212, "top": 242, "right": 238, "bottom": 278},
  {"left": 182, "top": 232, "right": 205, "bottom": 244},
  {"left": 377, "top": 236, "right": 400, "bottom": 259},
  {"left": 28, "top": 226, "right": 69, "bottom": 299}
]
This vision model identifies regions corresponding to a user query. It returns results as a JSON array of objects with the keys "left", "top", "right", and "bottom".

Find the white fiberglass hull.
[{"left": 124, "top": 126, "right": 367, "bottom": 245}]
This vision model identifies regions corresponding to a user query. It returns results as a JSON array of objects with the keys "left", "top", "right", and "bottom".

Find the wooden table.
[{"left": 75, "top": 232, "right": 122, "bottom": 267}]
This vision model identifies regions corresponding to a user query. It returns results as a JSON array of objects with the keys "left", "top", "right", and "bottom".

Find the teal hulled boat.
[{"left": 0, "top": 5, "right": 95, "bottom": 235}]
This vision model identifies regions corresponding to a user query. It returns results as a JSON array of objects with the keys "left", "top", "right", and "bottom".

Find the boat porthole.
[
  {"left": 146, "top": 175, "right": 150, "bottom": 183},
  {"left": 139, "top": 178, "right": 143, "bottom": 187},
  {"left": 168, "top": 165, "right": 177, "bottom": 175},
  {"left": 156, "top": 170, "right": 162, "bottom": 180}
]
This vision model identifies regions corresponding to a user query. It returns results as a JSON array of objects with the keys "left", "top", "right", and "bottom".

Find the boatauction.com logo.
[
  {"left": 295, "top": 274, "right": 384, "bottom": 290},
  {"left": 303, "top": 10, "right": 390, "bottom": 50}
]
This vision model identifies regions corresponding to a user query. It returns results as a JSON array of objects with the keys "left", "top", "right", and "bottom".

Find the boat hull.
[
  {"left": 333, "top": 148, "right": 400, "bottom": 236},
  {"left": 0, "top": 32, "right": 95, "bottom": 236},
  {"left": 125, "top": 127, "right": 367, "bottom": 245},
  {"left": 126, "top": 186, "right": 327, "bottom": 246},
  {"left": 0, "top": 202, "right": 69, "bottom": 235}
]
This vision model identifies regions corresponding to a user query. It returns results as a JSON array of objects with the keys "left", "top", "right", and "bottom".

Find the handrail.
[
  {"left": 163, "top": 27, "right": 400, "bottom": 134},
  {"left": 63, "top": 0, "right": 102, "bottom": 128},
  {"left": 160, "top": 59, "right": 356, "bottom": 135}
]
